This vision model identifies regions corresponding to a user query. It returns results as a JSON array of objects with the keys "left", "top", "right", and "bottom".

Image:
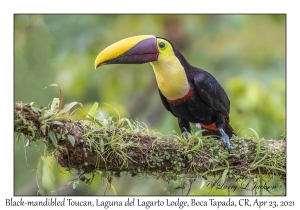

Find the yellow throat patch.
[{"left": 150, "top": 38, "right": 190, "bottom": 100}]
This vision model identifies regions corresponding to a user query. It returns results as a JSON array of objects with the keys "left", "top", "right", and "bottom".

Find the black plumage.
[{"left": 158, "top": 43, "right": 234, "bottom": 150}]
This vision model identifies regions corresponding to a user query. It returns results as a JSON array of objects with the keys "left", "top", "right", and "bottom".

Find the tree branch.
[{"left": 14, "top": 102, "right": 286, "bottom": 184}]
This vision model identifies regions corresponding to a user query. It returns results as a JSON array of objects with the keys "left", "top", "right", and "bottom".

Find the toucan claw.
[
  {"left": 183, "top": 133, "right": 189, "bottom": 140},
  {"left": 218, "top": 128, "right": 231, "bottom": 152},
  {"left": 220, "top": 136, "right": 231, "bottom": 153}
]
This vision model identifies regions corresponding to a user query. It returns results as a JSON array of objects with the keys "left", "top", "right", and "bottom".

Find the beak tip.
[{"left": 94, "top": 62, "right": 99, "bottom": 69}]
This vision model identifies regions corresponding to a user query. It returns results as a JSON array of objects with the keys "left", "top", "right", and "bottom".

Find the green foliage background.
[{"left": 14, "top": 14, "right": 285, "bottom": 195}]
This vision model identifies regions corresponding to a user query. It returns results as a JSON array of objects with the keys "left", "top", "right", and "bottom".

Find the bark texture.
[{"left": 14, "top": 102, "right": 286, "bottom": 183}]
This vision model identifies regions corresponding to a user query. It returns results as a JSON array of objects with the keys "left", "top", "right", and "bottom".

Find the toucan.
[{"left": 94, "top": 35, "right": 234, "bottom": 151}]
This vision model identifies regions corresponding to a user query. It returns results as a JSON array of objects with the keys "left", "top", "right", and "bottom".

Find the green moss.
[{"left": 14, "top": 100, "right": 286, "bottom": 195}]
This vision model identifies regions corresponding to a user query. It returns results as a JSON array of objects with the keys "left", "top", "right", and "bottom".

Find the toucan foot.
[
  {"left": 218, "top": 128, "right": 231, "bottom": 152},
  {"left": 183, "top": 132, "right": 189, "bottom": 140},
  {"left": 221, "top": 135, "right": 231, "bottom": 153}
]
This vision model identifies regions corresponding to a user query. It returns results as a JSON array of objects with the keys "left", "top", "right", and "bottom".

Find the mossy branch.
[{"left": 14, "top": 102, "right": 286, "bottom": 185}]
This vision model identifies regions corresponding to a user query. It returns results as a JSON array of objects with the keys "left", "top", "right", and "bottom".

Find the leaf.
[
  {"left": 258, "top": 167, "right": 263, "bottom": 196},
  {"left": 25, "top": 139, "right": 30, "bottom": 147},
  {"left": 220, "top": 152, "right": 229, "bottom": 159},
  {"left": 87, "top": 102, "right": 98, "bottom": 118},
  {"left": 51, "top": 116, "right": 92, "bottom": 122},
  {"left": 221, "top": 169, "right": 229, "bottom": 185},
  {"left": 124, "top": 118, "right": 133, "bottom": 130},
  {"left": 50, "top": 98, "right": 60, "bottom": 112},
  {"left": 73, "top": 181, "right": 79, "bottom": 189},
  {"left": 99, "top": 139, "right": 105, "bottom": 152},
  {"left": 187, "top": 154, "right": 193, "bottom": 159},
  {"left": 248, "top": 127, "right": 260, "bottom": 139},
  {"left": 105, "top": 178, "right": 117, "bottom": 195},
  {"left": 41, "top": 124, "right": 46, "bottom": 135},
  {"left": 51, "top": 121, "right": 64, "bottom": 126},
  {"left": 184, "top": 179, "right": 190, "bottom": 188},
  {"left": 224, "top": 159, "right": 230, "bottom": 168},
  {"left": 41, "top": 155, "right": 55, "bottom": 181},
  {"left": 57, "top": 102, "right": 82, "bottom": 116},
  {"left": 249, "top": 127, "right": 261, "bottom": 165},
  {"left": 30, "top": 102, "right": 39, "bottom": 108},
  {"left": 40, "top": 109, "right": 46, "bottom": 118},
  {"left": 194, "top": 129, "right": 205, "bottom": 136},
  {"left": 46, "top": 84, "right": 63, "bottom": 112},
  {"left": 30, "top": 102, "right": 40, "bottom": 114},
  {"left": 67, "top": 135, "right": 76, "bottom": 147},
  {"left": 49, "top": 131, "right": 58, "bottom": 148},
  {"left": 37, "top": 189, "right": 45, "bottom": 196},
  {"left": 110, "top": 183, "right": 117, "bottom": 196},
  {"left": 199, "top": 178, "right": 206, "bottom": 189},
  {"left": 116, "top": 118, "right": 125, "bottom": 128}
]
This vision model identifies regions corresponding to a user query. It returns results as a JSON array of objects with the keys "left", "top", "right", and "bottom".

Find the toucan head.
[
  {"left": 94, "top": 35, "right": 175, "bottom": 69},
  {"left": 94, "top": 35, "right": 190, "bottom": 101}
]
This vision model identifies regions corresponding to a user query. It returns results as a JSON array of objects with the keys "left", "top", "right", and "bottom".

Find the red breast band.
[{"left": 167, "top": 88, "right": 193, "bottom": 104}]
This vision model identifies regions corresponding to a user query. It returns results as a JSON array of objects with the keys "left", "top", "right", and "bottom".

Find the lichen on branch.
[{"left": 14, "top": 101, "right": 286, "bottom": 193}]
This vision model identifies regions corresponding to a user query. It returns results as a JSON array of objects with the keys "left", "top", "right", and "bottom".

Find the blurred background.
[{"left": 14, "top": 14, "right": 285, "bottom": 195}]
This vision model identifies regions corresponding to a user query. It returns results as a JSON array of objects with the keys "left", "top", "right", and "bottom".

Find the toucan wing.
[
  {"left": 193, "top": 71, "right": 230, "bottom": 117},
  {"left": 158, "top": 89, "right": 175, "bottom": 114}
]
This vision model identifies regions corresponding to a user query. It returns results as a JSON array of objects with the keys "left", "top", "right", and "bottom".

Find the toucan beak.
[{"left": 94, "top": 35, "right": 159, "bottom": 69}]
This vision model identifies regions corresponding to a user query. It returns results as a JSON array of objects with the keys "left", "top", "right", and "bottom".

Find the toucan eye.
[{"left": 159, "top": 42, "right": 165, "bottom": 49}]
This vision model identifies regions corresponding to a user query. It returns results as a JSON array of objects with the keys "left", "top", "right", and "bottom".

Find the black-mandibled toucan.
[{"left": 94, "top": 35, "right": 234, "bottom": 151}]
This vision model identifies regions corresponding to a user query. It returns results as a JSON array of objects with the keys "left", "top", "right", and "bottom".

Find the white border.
[{"left": 2, "top": 0, "right": 299, "bottom": 209}]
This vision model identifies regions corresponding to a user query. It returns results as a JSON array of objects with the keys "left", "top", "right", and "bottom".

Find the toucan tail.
[{"left": 225, "top": 123, "right": 235, "bottom": 138}]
